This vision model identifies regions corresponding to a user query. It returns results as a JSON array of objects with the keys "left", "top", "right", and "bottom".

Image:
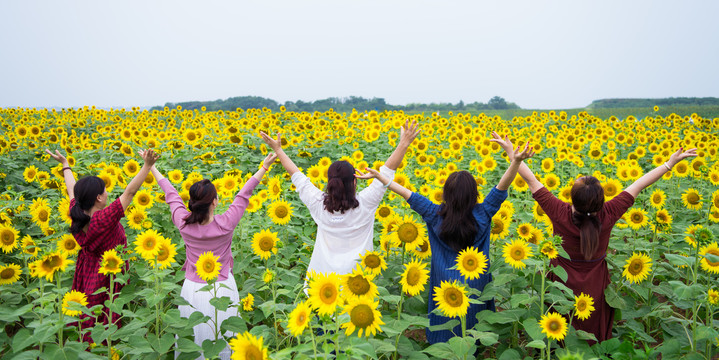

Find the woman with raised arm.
[
  {"left": 145, "top": 151, "right": 277, "bottom": 360},
  {"left": 259, "top": 120, "right": 420, "bottom": 279},
  {"left": 46, "top": 148, "right": 159, "bottom": 342},
  {"left": 516, "top": 146, "right": 697, "bottom": 343},
  {"left": 361, "top": 132, "right": 534, "bottom": 343}
]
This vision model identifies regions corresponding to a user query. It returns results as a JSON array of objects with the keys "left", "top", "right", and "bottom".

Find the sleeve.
[
  {"left": 291, "top": 172, "right": 324, "bottom": 208},
  {"left": 407, "top": 192, "right": 440, "bottom": 224},
  {"left": 532, "top": 187, "right": 569, "bottom": 222},
  {"left": 480, "top": 186, "right": 508, "bottom": 219},
  {"left": 602, "top": 191, "right": 636, "bottom": 223},
  {"left": 158, "top": 178, "right": 190, "bottom": 229},
  {"left": 358, "top": 166, "right": 396, "bottom": 210},
  {"left": 216, "top": 177, "right": 259, "bottom": 229}
]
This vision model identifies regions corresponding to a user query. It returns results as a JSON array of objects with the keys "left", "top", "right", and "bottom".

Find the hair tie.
[{"left": 587, "top": 212, "right": 590, "bottom": 216}]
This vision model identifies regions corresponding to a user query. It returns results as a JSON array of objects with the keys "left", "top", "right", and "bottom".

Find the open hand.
[
  {"left": 260, "top": 131, "right": 282, "bottom": 151},
  {"left": 399, "top": 119, "right": 421, "bottom": 145},
  {"left": 355, "top": 168, "right": 380, "bottom": 180},
  {"left": 668, "top": 147, "right": 698, "bottom": 167},
  {"left": 45, "top": 149, "right": 68, "bottom": 166},
  {"left": 140, "top": 149, "right": 160, "bottom": 167},
  {"left": 263, "top": 153, "right": 278, "bottom": 169},
  {"left": 490, "top": 131, "right": 534, "bottom": 162}
]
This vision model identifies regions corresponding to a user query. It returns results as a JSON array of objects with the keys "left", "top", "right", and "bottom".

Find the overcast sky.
[{"left": 1, "top": 1, "right": 718, "bottom": 109}]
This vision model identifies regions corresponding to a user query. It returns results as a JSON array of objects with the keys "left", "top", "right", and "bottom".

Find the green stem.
[
  {"left": 108, "top": 273, "right": 114, "bottom": 360},
  {"left": 335, "top": 309, "right": 340, "bottom": 357},
  {"left": 155, "top": 266, "right": 161, "bottom": 337},
  {"left": 546, "top": 339, "right": 551, "bottom": 360},
  {"left": 57, "top": 273, "right": 64, "bottom": 346},
  {"left": 214, "top": 282, "right": 220, "bottom": 341},
  {"left": 308, "top": 322, "right": 318, "bottom": 359}
]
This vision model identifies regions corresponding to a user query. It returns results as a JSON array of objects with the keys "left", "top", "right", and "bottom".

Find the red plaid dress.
[{"left": 70, "top": 198, "right": 127, "bottom": 341}]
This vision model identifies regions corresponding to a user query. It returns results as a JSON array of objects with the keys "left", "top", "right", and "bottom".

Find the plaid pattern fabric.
[{"left": 70, "top": 198, "right": 127, "bottom": 338}]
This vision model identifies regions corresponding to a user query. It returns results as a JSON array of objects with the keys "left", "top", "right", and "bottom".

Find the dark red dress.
[
  {"left": 532, "top": 187, "right": 635, "bottom": 343},
  {"left": 70, "top": 198, "right": 127, "bottom": 341}
]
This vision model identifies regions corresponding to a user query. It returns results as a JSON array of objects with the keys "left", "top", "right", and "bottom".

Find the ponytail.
[
  {"left": 70, "top": 176, "right": 106, "bottom": 234},
  {"left": 323, "top": 161, "right": 359, "bottom": 213},
  {"left": 183, "top": 180, "right": 217, "bottom": 226},
  {"left": 570, "top": 176, "right": 605, "bottom": 260}
]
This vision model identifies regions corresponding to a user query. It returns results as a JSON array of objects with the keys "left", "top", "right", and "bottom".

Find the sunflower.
[
  {"left": 539, "top": 240, "right": 558, "bottom": 259},
  {"left": 31, "top": 205, "right": 51, "bottom": 226},
  {"left": 0, "top": 224, "right": 20, "bottom": 253},
  {"left": 0, "top": 263, "right": 22, "bottom": 285},
  {"left": 541, "top": 158, "right": 555, "bottom": 172},
  {"left": 573, "top": 293, "right": 595, "bottom": 321},
  {"left": 655, "top": 209, "right": 673, "bottom": 226},
  {"left": 399, "top": 259, "right": 429, "bottom": 296},
  {"left": 57, "top": 234, "right": 81, "bottom": 256},
  {"left": 622, "top": 252, "right": 652, "bottom": 284},
  {"left": 23, "top": 165, "right": 39, "bottom": 183},
  {"left": 308, "top": 272, "right": 343, "bottom": 316},
  {"left": 122, "top": 159, "right": 140, "bottom": 177},
  {"left": 241, "top": 293, "right": 254, "bottom": 311},
  {"left": 96, "top": 171, "right": 115, "bottom": 192},
  {"left": 432, "top": 280, "right": 469, "bottom": 318},
  {"left": 266, "top": 176, "right": 282, "bottom": 199},
  {"left": 126, "top": 207, "right": 147, "bottom": 230},
  {"left": 21, "top": 235, "right": 39, "bottom": 258},
  {"left": 544, "top": 173, "right": 560, "bottom": 191},
  {"left": 674, "top": 161, "right": 690, "bottom": 178},
  {"left": 58, "top": 197, "right": 72, "bottom": 224},
  {"left": 392, "top": 215, "right": 426, "bottom": 249},
  {"left": 267, "top": 200, "right": 293, "bottom": 225},
  {"left": 649, "top": 189, "right": 666, "bottom": 209},
  {"left": 624, "top": 208, "right": 648, "bottom": 230},
  {"left": 251, "top": 229, "right": 278, "bottom": 260},
  {"left": 33, "top": 251, "right": 73, "bottom": 281},
  {"left": 512, "top": 175, "right": 528, "bottom": 192},
  {"left": 503, "top": 239, "right": 532, "bottom": 269},
  {"left": 516, "top": 223, "right": 535, "bottom": 240},
  {"left": 411, "top": 238, "right": 431, "bottom": 259},
  {"left": 62, "top": 290, "right": 88, "bottom": 316},
  {"left": 167, "top": 169, "right": 184, "bottom": 184},
  {"left": 699, "top": 243, "right": 719, "bottom": 274},
  {"left": 375, "top": 203, "right": 394, "bottom": 222},
  {"left": 99, "top": 249, "right": 123, "bottom": 275},
  {"left": 360, "top": 251, "right": 387, "bottom": 276},
  {"left": 708, "top": 289, "right": 719, "bottom": 306},
  {"left": 709, "top": 170, "right": 719, "bottom": 186},
  {"left": 195, "top": 251, "right": 221, "bottom": 282},
  {"left": 685, "top": 224, "right": 703, "bottom": 248},
  {"left": 151, "top": 237, "right": 177, "bottom": 269},
  {"left": 286, "top": 300, "right": 312, "bottom": 337},
  {"left": 681, "top": 188, "right": 703, "bottom": 211},
  {"left": 228, "top": 332, "right": 268, "bottom": 360},
  {"left": 601, "top": 178, "right": 622, "bottom": 200},
  {"left": 134, "top": 189, "right": 154, "bottom": 209},
  {"left": 712, "top": 190, "right": 719, "bottom": 209},
  {"left": 490, "top": 216, "right": 510, "bottom": 241},
  {"left": 540, "top": 312, "right": 568, "bottom": 341},
  {"left": 341, "top": 297, "right": 384, "bottom": 337},
  {"left": 134, "top": 229, "right": 162, "bottom": 260},
  {"left": 341, "top": 267, "right": 378, "bottom": 300},
  {"left": 263, "top": 268, "right": 275, "bottom": 283},
  {"left": 455, "top": 246, "right": 488, "bottom": 280},
  {"left": 428, "top": 188, "right": 443, "bottom": 205}
]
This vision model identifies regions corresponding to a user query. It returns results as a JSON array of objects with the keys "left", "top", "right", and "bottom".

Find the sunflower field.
[{"left": 0, "top": 106, "right": 718, "bottom": 360}]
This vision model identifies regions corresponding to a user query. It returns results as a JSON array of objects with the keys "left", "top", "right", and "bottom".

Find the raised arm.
[
  {"left": 45, "top": 149, "right": 76, "bottom": 200},
  {"left": 251, "top": 153, "right": 278, "bottom": 182},
  {"left": 518, "top": 163, "right": 544, "bottom": 194},
  {"left": 357, "top": 168, "right": 412, "bottom": 200},
  {"left": 383, "top": 120, "right": 421, "bottom": 170},
  {"left": 260, "top": 132, "right": 300, "bottom": 176},
  {"left": 624, "top": 147, "right": 697, "bottom": 198},
  {"left": 119, "top": 149, "right": 160, "bottom": 210},
  {"left": 490, "top": 132, "right": 534, "bottom": 191}
]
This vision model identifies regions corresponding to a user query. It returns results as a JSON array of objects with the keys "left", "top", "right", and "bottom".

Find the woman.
[
  {"left": 517, "top": 146, "right": 697, "bottom": 343},
  {"left": 362, "top": 132, "right": 534, "bottom": 343},
  {"left": 259, "top": 120, "right": 420, "bottom": 279},
  {"left": 47, "top": 148, "right": 159, "bottom": 342},
  {"left": 147, "top": 151, "right": 276, "bottom": 360}
]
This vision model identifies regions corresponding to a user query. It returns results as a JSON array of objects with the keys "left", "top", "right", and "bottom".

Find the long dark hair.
[
  {"left": 323, "top": 161, "right": 359, "bottom": 214},
  {"left": 184, "top": 180, "right": 217, "bottom": 226},
  {"left": 570, "top": 176, "right": 605, "bottom": 260},
  {"left": 438, "top": 171, "right": 479, "bottom": 252},
  {"left": 70, "top": 176, "right": 106, "bottom": 234}
]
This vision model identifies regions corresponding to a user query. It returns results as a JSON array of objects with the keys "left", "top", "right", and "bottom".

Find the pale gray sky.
[{"left": 1, "top": 1, "right": 717, "bottom": 109}]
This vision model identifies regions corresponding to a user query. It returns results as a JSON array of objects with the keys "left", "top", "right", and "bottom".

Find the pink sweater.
[{"left": 158, "top": 177, "right": 259, "bottom": 283}]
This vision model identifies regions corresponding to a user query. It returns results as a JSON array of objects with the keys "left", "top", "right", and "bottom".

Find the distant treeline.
[
  {"left": 151, "top": 96, "right": 520, "bottom": 113},
  {"left": 588, "top": 97, "right": 719, "bottom": 108}
]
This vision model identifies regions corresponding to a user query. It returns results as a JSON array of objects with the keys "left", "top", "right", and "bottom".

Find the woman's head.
[
  {"left": 438, "top": 171, "right": 479, "bottom": 252},
  {"left": 184, "top": 179, "right": 218, "bottom": 226},
  {"left": 323, "top": 160, "right": 359, "bottom": 214},
  {"left": 570, "top": 176, "right": 604, "bottom": 260},
  {"left": 70, "top": 176, "right": 108, "bottom": 234}
]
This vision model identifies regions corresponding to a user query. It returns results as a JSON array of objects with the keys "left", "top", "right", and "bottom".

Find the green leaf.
[
  {"left": 176, "top": 337, "right": 202, "bottom": 353},
  {"left": 447, "top": 337, "right": 475, "bottom": 359},
  {"left": 201, "top": 338, "right": 227, "bottom": 359},
  {"left": 526, "top": 339, "right": 546, "bottom": 349},
  {"left": 550, "top": 265, "right": 568, "bottom": 282},
  {"left": 664, "top": 253, "right": 695, "bottom": 267},
  {"left": 422, "top": 343, "right": 456, "bottom": 359},
  {"left": 604, "top": 285, "right": 626, "bottom": 310},
  {"left": 509, "top": 293, "right": 535, "bottom": 308},
  {"left": 668, "top": 281, "right": 704, "bottom": 300},
  {"left": 522, "top": 318, "right": 544, "bottom": 341},
  {"left": 473, "top": 331, "right": 499, "bottom": 346},
  {"left": 427, "top": 319, "right": 460, "bottom": 332},
  {"left": 221, "top": 316, "right": 247, "bottom": 333},
  {"left": 209, "top": 296, "right": 233, "bottom": 312},
  {"left": 11, "top": 329, "right": 34, "bottom": 353},
  {"left": 498, "top": 348, "right": 520, "bottom": 360}
]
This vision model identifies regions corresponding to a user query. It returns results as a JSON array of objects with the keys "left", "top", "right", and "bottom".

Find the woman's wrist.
[{"left": 262, "top": 163, "right": 269, "bottom": 171}]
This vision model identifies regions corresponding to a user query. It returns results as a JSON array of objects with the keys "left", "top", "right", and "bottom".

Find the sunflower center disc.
[
  {"left": 398, "top": 223, "right": 418, "bottom": 243},
  {"left": 445, "top": 288, "right": 463, "bottom": 307},
  {"left": 350, "top": 304, "right": 374, "bottom": 328},
  {"left": 407, "top": 268, "right": 420, "bottom": 285},
  {"left": 348, "top": 275, "right": 370, "bottom": 295},
  {"left": 275, "top": 206, "right": 288, "bottom": 218},
  {"left": 1, "top": 268, "right": 14, "bottom": 279},
  {"left": 259, "top": 237, "right": 273, "bottom": 251},
  {"left": 321, "top": 284, "right": 336, "bottom": 303}
]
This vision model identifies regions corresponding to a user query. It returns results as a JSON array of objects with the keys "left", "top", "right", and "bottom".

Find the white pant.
[{"left": 177, "top": 276, "right": 240, "bottom": 360}]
